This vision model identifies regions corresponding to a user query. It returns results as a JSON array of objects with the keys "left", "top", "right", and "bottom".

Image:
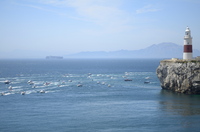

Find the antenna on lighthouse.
[{"left": 183, "top": 26, "right": 193, "bottom": 60}]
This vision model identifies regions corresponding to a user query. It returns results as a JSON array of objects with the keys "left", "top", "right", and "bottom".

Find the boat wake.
[{"left": 0, "top": 72, "right": 159, "bottom": 96}]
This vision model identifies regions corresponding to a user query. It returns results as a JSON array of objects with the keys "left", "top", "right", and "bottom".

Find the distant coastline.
[
  {"left": 46, "top": 56, "right": 63, "bottom": 59},
  {"left": 65, "top": 43, "right": 200, "bottom": 59},
  {"left": 2, "top": 42, "right": 200, "bottom": 59}
]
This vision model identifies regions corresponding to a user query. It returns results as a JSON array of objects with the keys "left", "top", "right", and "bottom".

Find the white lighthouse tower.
[{"left": 183, "top": 26, "right": 193, "bottom": 60}]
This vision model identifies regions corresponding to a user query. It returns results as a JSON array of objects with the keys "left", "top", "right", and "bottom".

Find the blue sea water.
[{"left": 0, "top": 59, "right": 200, "bottom": 132}]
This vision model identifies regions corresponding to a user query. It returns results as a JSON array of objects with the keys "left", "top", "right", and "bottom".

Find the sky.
[{"left": 0, "top": 0, "right": 200, "bottom": 58}]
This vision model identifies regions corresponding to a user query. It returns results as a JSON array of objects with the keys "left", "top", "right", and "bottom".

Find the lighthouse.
[{"left": 183, "top": 26, "right": 193, "bottom": 60}]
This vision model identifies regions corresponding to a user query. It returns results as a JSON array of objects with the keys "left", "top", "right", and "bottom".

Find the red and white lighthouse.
[{"left": 183, "top": 26, "right": 193, "bottom": 60}]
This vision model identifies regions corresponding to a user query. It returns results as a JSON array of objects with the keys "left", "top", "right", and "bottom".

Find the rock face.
[{"left": 156, "top": 59, "right": 200, "bottom": 94}]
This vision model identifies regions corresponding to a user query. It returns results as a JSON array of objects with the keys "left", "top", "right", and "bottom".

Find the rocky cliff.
[{"left": 156, "top": 59, "right": 200, "bottom": 94}]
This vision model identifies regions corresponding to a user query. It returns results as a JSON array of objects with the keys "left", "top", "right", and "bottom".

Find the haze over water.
[
  {"left": 0, "top": 59, "right": 200, "bottom": 132},
  {"left": 1, "top": 0, "right": 200, "bottom": 58}
]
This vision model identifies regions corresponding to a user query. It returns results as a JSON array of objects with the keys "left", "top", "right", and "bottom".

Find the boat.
[
  {"left": 46, "top": 56, "right": 63, "bottom": 59},
  {"left": 61, "top": 81, "right": 66, "bottom": 84},
  {"left": 4, "top": 80, "right": 11, "bottom": 84},
  {"left": 21, "top": 91, "right": 25, "bottom": 95},
  {"left": 145, "top": 77, "right": 150, "bottom": 79},
  {"left": 88, "top": 73, "right": 92, "bottom": 76},
  {"left": 40, "top": 90, "right": 45, "bottom": 93},
  {"left": 101, "top": 82, "right": 105, "bottom": 85},
  {"left": 8, "top": 86, "right": 12, "bottom": 90},
  {"left": 29, "top": 82, "right": 34, "bottom": 85},
  {"left": 124, "top": 79, "right": 132, "bottom": 81},
  {"left": 44, "top": 82, "right": 50, "bottom": 86},
  {"left": 77, "top": 84, "right": 83, "bottom": 87},
  {"left": 144, "top": 81, "right": 150, "bottom": 84},
  {"left": 27, "top": 80, "right": 34, "bottom": 85}
]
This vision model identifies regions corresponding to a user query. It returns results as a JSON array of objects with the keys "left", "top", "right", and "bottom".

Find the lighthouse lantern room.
[{"left": 183, "top": 26, "right": 193, "bottom": 60}]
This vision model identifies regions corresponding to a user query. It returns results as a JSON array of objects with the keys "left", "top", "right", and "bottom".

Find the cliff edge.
[{"left": 156, "top": 59, "right": 200, "bottom": 94}]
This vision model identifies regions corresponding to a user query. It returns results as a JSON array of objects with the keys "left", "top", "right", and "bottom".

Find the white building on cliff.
[{"left": 183, "top": 26, "right": 193, "bottom": 60}]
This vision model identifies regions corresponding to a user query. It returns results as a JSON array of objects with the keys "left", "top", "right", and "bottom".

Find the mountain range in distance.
[
  {"left": 2, "top": 42, "right": 199, "bottom": 59},
  {"left": 65, "top": 42, "right": 200, "bottom": 59}
]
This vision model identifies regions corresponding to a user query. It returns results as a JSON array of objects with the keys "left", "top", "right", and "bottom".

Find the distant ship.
[{"left": 46, "top": 56, "right": 63, "bottom": 59}]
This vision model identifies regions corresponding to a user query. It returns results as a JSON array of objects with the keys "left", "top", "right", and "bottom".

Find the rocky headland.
[{"left": 156, "top": 58, "right": 200, "bottom": 94}]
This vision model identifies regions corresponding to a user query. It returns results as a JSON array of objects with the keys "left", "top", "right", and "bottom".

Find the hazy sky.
[{"left": 0, "top": 0, "right": 200, "bottom": 58}]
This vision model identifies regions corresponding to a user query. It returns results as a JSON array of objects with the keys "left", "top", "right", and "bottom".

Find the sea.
[{"left": 0, "top": 59, "right": 200, "bottom": 132}]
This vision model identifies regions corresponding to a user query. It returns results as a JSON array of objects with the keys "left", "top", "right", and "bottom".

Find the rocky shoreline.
[{"left": 156, "top": 59, "right": 200, "bottom": 94}]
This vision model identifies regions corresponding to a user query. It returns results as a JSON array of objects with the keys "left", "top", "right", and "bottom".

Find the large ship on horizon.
[{"left": 46, "top": 56, "right": 63, "bottom": 59}]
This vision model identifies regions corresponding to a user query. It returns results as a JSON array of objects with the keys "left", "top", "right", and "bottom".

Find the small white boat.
[
  {"left": 44, "top": 82, "right": 50, "bottom": 86},
  {"left": 88, "top": 73, "right": 92, "bottom": 76},
  {"left": 145, "top": 77, "right": 150, "bottom": 79},
  {"left": 40, "top": 90, "right": 45, "bottom": 93},
  {"left": 21, "top": 91, "right": 26, "bottom": 95},
  {"left": 77, "top": 84, "right": 83, "bottom": 87},
  {"left": 4, "top": 80, "right": 11, "bottom": 84},
  {"left": 27, "top": 80, "right": 34, "bottom": 85},
  {"left": 101, "top": 82, "right": 105, "bottom": 85},
  {"left": 8, "top": 86, "right": 12, "bottom": 90}
]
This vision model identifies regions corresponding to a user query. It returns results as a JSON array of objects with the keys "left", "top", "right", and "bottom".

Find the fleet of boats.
[{"left": 1, "top": 73, "right": 151, "bottom": 96}]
